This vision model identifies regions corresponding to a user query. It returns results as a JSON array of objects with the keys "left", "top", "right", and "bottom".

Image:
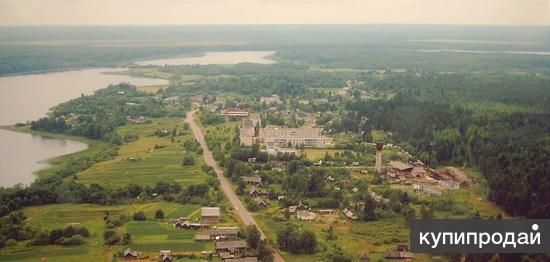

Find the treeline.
[
  {"left": 0, "top": 173, "right": 220, "bottom": 220},
  {"left": 0, "top": 44, "right": 201, "bottom": 76},
  {"left": 346, "top": 72, "right": 550, "bottom": 218},
  {"left": 30, "top": 83, "right": 185, "bottom": 143},
  {"left": 164, "top": 63, "right": 355, "bottom": 98}
]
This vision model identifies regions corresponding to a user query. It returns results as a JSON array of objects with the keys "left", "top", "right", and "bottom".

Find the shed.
[
  {"left": 242, "top": 176, "right": 262, "bottom": 185},
  {"left": 215, "top": 240, "right": 248, "bottom": 253},
  {"left": 123, "top": 248, "right": 138, "bottom": 259},
  {"left": 159, "top": 250, "right": 172, "bottom": 262},
  {"left": 201, "top": 207, "right": 221, "bottom": 223}
]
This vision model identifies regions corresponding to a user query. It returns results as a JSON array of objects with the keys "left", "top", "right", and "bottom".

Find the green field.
[
  {"left": 77, "top": 118, "right": 208, "bottom": 188},
  {"left": 0, "top": 202, "right": 230, "bottom": 261}
]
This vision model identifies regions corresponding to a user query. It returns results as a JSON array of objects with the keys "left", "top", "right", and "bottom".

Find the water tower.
[{"left": 375, "top": 142, "right": 384, "bottom": 173}]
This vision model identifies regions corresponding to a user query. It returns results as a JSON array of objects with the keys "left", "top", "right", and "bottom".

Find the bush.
[
  {"left": 29, "top": 230, "right": 50, "bottom": 246},
  {"left": 122, "top": 233, "right": 132, "bottom": 245},
  {"left": 133, "top": 211, "right": 146, "bottom": 221},
  {"left": 103, "top": 230, "right": 120, "bottom": 245},
  {"left": 5, "top": 239, "right": 16, "bottom": 247},
  {"left": 182, "top": 154, "right": 195, "bottom": 166},
  {"left": 155, "top": 209, "right": 165, "bottom": 219},
  {"left": 60, "top": 235, "right": 86, "bottom": 246}
]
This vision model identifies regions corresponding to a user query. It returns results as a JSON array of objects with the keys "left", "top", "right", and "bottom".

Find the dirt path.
[{"left": 185, "top": 110, "right": 285, "bottom": 262}]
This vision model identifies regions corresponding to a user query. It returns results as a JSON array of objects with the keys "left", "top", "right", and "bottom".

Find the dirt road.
[{"left": 185, "top": 110, "right": 284, "bottom": 262}]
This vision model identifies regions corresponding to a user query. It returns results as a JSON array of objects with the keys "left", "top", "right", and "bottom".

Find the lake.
[
  {"left": 0, "top": 68, "right": 167, "bottom": 187},
  {"left": 136, "top": 51, "right": 276, "bottom": 66},
  {"left": 0, "top": 68, "right": 168, "bottom": 125},
  {"left": 0, "top": 129, "right": 88, "bottom": 187},
  {"left": 0, "top": 51, "right": 276, "bottom": 187}
]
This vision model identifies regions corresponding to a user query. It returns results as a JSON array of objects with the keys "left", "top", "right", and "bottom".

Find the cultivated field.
[{"left": 77, "top": 118, "right": 208, "bottom": 188}]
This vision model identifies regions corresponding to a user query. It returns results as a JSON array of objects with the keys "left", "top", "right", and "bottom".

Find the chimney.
[{"left": 375, "top": 143, "right": 383, "bottom": 173}]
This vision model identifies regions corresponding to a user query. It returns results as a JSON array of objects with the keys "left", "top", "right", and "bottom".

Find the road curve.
[{"left": 185, "top": 110, "right": 285, "bottom": 262}]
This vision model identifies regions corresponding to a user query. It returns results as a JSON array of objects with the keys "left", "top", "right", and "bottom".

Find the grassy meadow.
[
  {"left": 77, "top": 118, "right": 208, "bottom": 188},
  {"left": 0, "top": 202, "right": 240, "bottom": 261}
]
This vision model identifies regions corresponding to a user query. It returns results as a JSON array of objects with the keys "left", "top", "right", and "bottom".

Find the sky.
[{"left": 0, "top": 0, "right": 549, "bottom": 26}]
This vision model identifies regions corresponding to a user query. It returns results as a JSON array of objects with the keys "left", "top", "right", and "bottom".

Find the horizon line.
[{"left": 1, "top": 22, "right": 549, "bottom": 28}]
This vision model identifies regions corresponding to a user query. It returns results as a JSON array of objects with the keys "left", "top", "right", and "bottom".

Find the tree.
[
  {"left": 328, "top": 245, "right": 352, "bottom": 262},
  {"left": 182, "top": 154, "right": 195, "bottom": 166},
  {"left": 122, "top": 233, "right": 132, "bottom": 245},
  {"left": 103, "top": 229, "right": 120, "bottom": 245},
  {"left": 49, "top": 229, "right": 64, "bottom": 243},
  {"left": 133, "top": 211, "right": 146, "bottom": 221},
  {"left": 300, "top": 230, "right": 317, "bottom": 254},
  {"left": 326, "top": 225, "right": 337, "bottom": 241},
  {"left": 257, "top": 239, "right": 274, "bottom": 262},
  {"left": 246, "top": 225, "right": 261, "bottom": 249},
  {"left": 364, "top": 195, "right": 377, "bottom": 221},
  {"left": 155, "top": 209, "right": 165, "bottom": 219}
]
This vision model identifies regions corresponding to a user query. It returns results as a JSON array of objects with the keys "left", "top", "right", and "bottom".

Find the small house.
[
  {"left": 196, "top": 228, "right": 239, "bottom": 241},
  {"left": 249, "top": 188, "right": 264, "bottom": 197},
  {"left": 288, "top": 202, "right": 309, "bottom": 214},
  {"left": 389, "top": 161, "right": 414, "bottom": 176},
  {"left": 123, "top": 248, "right": 138, "bottom": 260},
  {"left": 201, "top": 207, "right": 221, "bottom": 223},
  {"left": 343, "top": 208, "right": 358, "bottom": 220},
  {"left": 215, "top": 240, "right": 248, "bottom": 253},
  {"left": 412, "top": 166, "right": 427, "bottom": 177},
  {"left": 253, "top": 197, "right": 270, "bottom": 208},
  {"left": 296, "top": 210, "right": 316, "bottom": 221},
  {"left": 159, "top": 250, "right": 172, "bottom": 262},
  {"left": 242, "top": 176, "right": 262, "bottom": 185}
]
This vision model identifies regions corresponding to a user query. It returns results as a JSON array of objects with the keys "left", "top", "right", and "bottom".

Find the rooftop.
[
  {"left": 201, "top": 207, "right": 220, "bottom": 217},
  {"left": 215, "top": 240, "right": 248, "bottom": 250}
]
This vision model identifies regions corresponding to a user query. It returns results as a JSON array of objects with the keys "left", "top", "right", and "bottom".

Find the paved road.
[{"left": 185, "top": 110, "right": 284, "bottom": 262}]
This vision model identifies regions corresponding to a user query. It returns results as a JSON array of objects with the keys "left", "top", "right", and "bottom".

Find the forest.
[{"left": 345, "top": 72, "right": 550, "bottom": 218}]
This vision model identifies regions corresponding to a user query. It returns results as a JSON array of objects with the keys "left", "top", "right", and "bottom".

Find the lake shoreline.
[{"left": 0, "top": 125, "right": 109, "bottom": 184}]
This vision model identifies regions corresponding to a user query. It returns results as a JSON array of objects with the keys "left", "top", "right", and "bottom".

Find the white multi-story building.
[
  {"left": 220, "top": 108, "right": 250, "bottom": 117},
  {"left": 261, "top": 127, "right": 330, "bottom": 148}
]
